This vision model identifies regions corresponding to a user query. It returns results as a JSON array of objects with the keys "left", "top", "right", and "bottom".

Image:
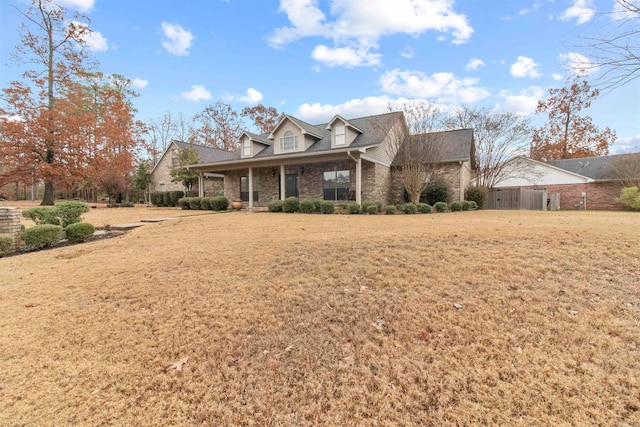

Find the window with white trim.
[
  {"left": 334, "top": 124, "right": 345, "bottom": 146},
  {"left": 243, "top": 138, "right": 251, "bottom": 156},
  {"left": 280, "top": 130, "right": 297, "bottom": 151}
]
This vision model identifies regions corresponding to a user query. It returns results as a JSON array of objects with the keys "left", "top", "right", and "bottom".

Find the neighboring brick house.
[
  {"left": 150, "top": 141, "right": 235, "bottom": 196},
  {"left": 186, "top": 111, "right": 475, "bottom": 208},
  {"left": 494, "top": 154, "right": 639, "bottom": 210}
]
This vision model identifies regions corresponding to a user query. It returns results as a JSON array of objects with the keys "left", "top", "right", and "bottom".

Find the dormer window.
[
  {"left": 334, "top": 124, "right": 345, "bottom": 146},
  {"left": 280, "top": 130, "right": 298, "bottom": 151},
  {"left": 243, "top": 138, "right": 251, "bottom": 156}
]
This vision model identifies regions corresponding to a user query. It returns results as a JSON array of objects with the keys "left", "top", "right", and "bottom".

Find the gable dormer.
[
  {"left": 269, "top": 115, "right": 322, "bottom": 155},
  {"left": 239, "top": 132, "right": 270, "bottom": 158},
  {"left": 325, "top": 115, "right": 363, "bottom": 148}
]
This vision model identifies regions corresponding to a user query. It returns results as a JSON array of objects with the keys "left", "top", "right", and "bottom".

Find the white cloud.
[
  {"left": 379, "top": 69, "right": 490, "bottom": 104},
  {"left": 494, "top": 86, "right": 544, "bottom": 115},
  {"left": 72, "top": 21, "right": 108, "bottom": 51},
  {"left": 611, "top": 1, "right": 638, "bottom": 20},
  {"left": 311, "top": 45, "right": 381, "bottom": 67},
  {"left": 269, "top": 0, "right": 473, "bottom": 67},
  {"left": 181, "top": 85, "right": 212, "bottom": 102},
  {"left": 400, "top": 47, "right": 414, "bottom": 59},
  {"left": 559, "top": 0, "right": 596, "bottom": 25},
  {"left": 54, "top": 0, "right": 95, "bottom": 12},
  {"left": 612, "top": 134, "right": 640, "bottom": 154},
  {"left": 510, "top": 56, "right": 542, "bottom": 78},
  {"left": 552, "top": 73, "right": 564, "bottom": 81},
  {"left": 238, "top": 88, "right": 264, "bottom": 104},
  {"left": 558, "top": 52, "right": 599, "bottom": 76},
  {"left": 161, "top": 22, "right": 194, "bottom": 56},
  {"left": 132, "top": 78, "right": 149, "bottom": 89},
  {"left": 466, "top": 58, "right": 485, "bottom": 71},
  {"left": 519, "top": 3, "right": 540, "bottom": 16}
]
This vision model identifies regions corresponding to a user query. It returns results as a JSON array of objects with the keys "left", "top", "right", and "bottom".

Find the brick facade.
[
  {"left": 389, "top": 163, "right": 467, "bottom": 204},
  {"left": 0, "top": 208, "right": 22, "bottom": 253},
  {"left": 518, "top": 181, "right": 624, "bottom": 210},
  {"left": 150, "top": 146, "right": 223, "bottom": 196}
]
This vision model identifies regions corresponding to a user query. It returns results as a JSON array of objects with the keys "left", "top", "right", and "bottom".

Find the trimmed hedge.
[
  {"left": 22, "top": 202, "right": 88, "bottom": 228},
  {"left": 200, "top": 197, "right": 213, "bottom": 210},
  {"left": 283, "top": 197, "right": 300, "bottom": 213},
  {"left": 319, "top": 201, "right": 334, "bottom": 214},
  {"left": 433, "top": 201, "right": 448, "bottom": 212},
  {"left": 169, "top": 191, "right": 184, "bottom": 207},
  {"left": 22, "top": 224, "right": 63, "bottom": 249},
  {"left": 461, "top": 200, "right": 472, "bottom": 211},
  {"left": 178, "top": 197, "right": 191, "bottom": 210},
  {"left": 22, "top": 207, "right": 59, "bottom": 226},
  {"left": 385, "top": 205, "right": 396, "bottom": 215},
  {"left": 450, "top": 201, "right": 464, "bottom": 212},
  {"left": 188, "top": 197, "right": 202, "bottom": 210},
  {"left": 299, "top": 199, "right": 315, "bottom": 213},
  {"left": 365, "top": 204, "right": 378, "bottom": 214},
  {"left": 347, "top": 202, "right": 361, "bottom": 214},
  {"left": 0, "top": 234, "right": 13, "bottom": 256},
  {"left": 65, "top": 222, "right": 95, "bottom": 243},
  {"left": 268, "top": 200, "right": 283, "bottom": 212},
  {"left": 417, "top": 203, "right": 432, "bottom": 213},
  {"left": 401, "top": 202, "right": 417, "bottom": 214},
  {"left": 210, "top": 196, "right": 229, "bottom": 211}
]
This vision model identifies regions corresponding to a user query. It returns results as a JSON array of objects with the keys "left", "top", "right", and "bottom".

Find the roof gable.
[
  {"left": 547, "top": 153, "right": 640, "bottom": 180},
  {"left": 268, "top": 115, "right": 322, "bottom": 140},
  {"left": 325, "top": 114, "right": 364, "bottom": 134}
]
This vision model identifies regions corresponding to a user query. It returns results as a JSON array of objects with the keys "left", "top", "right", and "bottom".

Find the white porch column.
[
  {"left": 198, "top": 172, "right": 204, "bottom": 197},
  {"left": 280, "top": 164, "right": 286, "bottom": 200},
  {"left": 355, "top": 157, "right": 362, "bottom": 205},
  {"left": 248, "top": 167, "right": 254, "bottom": 208}
]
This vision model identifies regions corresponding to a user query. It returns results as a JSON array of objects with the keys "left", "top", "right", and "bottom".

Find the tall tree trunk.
[{"left": 42, "top": 180, "right": 55, "bottom": 205}]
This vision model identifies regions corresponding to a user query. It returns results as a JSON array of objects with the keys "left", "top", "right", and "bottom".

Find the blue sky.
[{"left": 1, "top": 0, "right": 639, "bottom": 153}]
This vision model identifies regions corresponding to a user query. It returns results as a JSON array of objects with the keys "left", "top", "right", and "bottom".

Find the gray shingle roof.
[
  {"left": 392, "top": 128, "right": 474, "bottom": 166},
  {"left": 173, "top": 141, "right": 237, "bottom": 163},
  {"left": 547, "top": 153, "right": 639, "bottom": 180}
]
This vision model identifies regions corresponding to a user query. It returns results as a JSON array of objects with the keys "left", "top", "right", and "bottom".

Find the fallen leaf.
[{"left": 166, "top": 357, "right": 188, "bottom": 372}]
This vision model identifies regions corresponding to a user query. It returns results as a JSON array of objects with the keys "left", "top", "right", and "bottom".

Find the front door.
[{"left": 281, "top": 173, "right": 298, "bottom": 198}]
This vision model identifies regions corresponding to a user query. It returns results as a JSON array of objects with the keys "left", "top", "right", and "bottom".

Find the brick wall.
[
  {"left": 0, "top": 208, "right": 22, "bottom": 253},
  {"left": 390, "top": 163, "right": 464, "bottom": 204},
  {"left": 515, "top": 181, "right": 623, "bottom": 210}
]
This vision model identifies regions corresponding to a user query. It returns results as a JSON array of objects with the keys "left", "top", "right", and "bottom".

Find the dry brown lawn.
[{"left": 1, "top": 209, "right": 638, "bottom": 426}]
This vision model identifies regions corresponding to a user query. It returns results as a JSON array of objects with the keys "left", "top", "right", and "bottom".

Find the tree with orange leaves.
[
  {"left": 1, "top": 0, "right": 96, "bottom": 205},
  {"left": 241, "top": 104, "right": 285, "bottom": 134},
  {"left": 530, "top": 79, "right": 616, "bottom": 161}
]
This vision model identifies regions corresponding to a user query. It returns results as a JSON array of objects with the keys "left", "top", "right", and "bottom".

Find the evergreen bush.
[
  {"left": 65, "top": 222, "right": 95, "bottom": 243},
  {"left": 22, "top": 224, "right": 63, "bottom": 249}
]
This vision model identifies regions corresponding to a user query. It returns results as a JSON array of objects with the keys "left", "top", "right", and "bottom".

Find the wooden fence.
[{"left": 487, "top": 188, "right": 546, "bottom": 210}]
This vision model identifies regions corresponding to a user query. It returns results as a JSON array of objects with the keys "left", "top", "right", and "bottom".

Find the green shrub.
[
  {"left": 56, "top": 201, "right": 88, "bottom": 227},
  {"left": 313, "top": 200, "right": 322, "bottom": 213},
  {"left": 22, "top": 207, "right": 60, "bottom": 226},
  {"left": 299, "top": 199, "right": 315, "bottom": 213},
  {"left": 402, "top": 202, "right": 417, "bottom": 214},
  {"left": 433, "top": 201, "right": 448, "bottom": 212},
  {"left": 385, "top": 205, "right": 396, "bottom": 215},
  {"left": 468, "top": 200, "right": 479, "bottom": 210},
  {"left": 282, "top": 197, "right": 300, "bottom": 213},
  {"left": 416, "top": 203, "right": 432, "bottom": 214},
  {"left": 210, "top": 196, "right": 229, "bottom": 211},
  {"left": 365, "top": 204, "right": 378, "bottom": 214},
  {"left": 188, "top": 197, "right": 202, "bottom": 210},
  {"left": 347, "top": 202, "right": 361, "bottom": 214},
  {"left": 150, "top": 192, "right": 160, "bottom": 206},
  {"left": 615, "top": 186, "right": 640, "bottom": 211},
  {"left": 268, "top": 200, "right": 283, "bottom": 212},
  {"left": 163, "top": 192, "right": 174, "bottom": 207},
  {"left": 178, "top": 197, "right": 191, "bottom": 210},
  {"left": 65, "top": 222, "right": 95, "bottom": 243},
  {"left": 319, "top": 201, "right": 334, "bottom": 214},
  {"left": 361, "top": 201, "right": 380, "bottom": 214},
  {"left": 450, "top": 201, "right": 464, "bottom": 212},
  {"left": 462, "top": 200, "right": 472, "bottom": 211},
  {"left": 170, "top": 191, "right": 184, "bottom": 207},
  {"left": 154, "top": 192, "right": 166, "bottom": 207},
  {"left": 421, "top": 178, "right": 451, "bottom": 205},
  {"left": 0, "top": 234, "right": 14, "bottom": 256},
  {"left": 465, "top": 185, "right": 487, "bottom": 209},
  {"left": 22, "top": 224, "right": 63, "bottom": 249},
  {"left": 200, "top": 197, "right": 213, "bottom": 210}
]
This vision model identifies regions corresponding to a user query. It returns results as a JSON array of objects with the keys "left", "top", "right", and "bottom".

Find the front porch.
[{"left": 195, "top": 155, "right": 392, "bottom": 208}]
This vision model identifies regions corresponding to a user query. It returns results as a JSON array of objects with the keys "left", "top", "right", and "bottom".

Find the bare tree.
[
  {"left": 385, "top": 101, "right": 447, "bottom": 204},
  {"left": 192, "top": 100, "right": 242, "bottom": 151},
  {"left": 607, "top": 152, "right": 640, "bottom": 187},
  {"left": 145, "top": 112, "right": 194, "bottom": 164},
  {"left": 443, "top": 105, "right": 531, "bottom": 188},
  {"left": 578, "top": 0, "right": 640, "bottom": 89}
]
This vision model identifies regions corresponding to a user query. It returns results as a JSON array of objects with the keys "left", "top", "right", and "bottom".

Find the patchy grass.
[{"left": 0, "top": 210, "right": 638, "bottom": 425}]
